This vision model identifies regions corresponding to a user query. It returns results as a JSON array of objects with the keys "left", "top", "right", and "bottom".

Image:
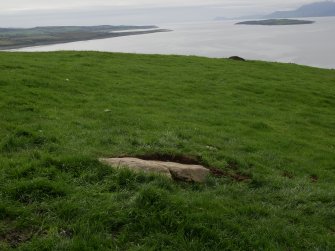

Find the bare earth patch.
[{"left": 0, "top": 228, "right": 33, "bottom": 248}]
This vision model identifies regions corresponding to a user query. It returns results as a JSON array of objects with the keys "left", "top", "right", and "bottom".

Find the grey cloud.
[{"left": 0, "top": 0, "right": 320, "bottom": 27}]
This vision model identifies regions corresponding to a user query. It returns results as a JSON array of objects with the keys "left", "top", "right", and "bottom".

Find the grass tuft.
[
  {"left": 7, "top": 178, "right": 68, "bottom": 204},
  {"left": 1, "top": 129, "right": 57, "bottom": 153}
]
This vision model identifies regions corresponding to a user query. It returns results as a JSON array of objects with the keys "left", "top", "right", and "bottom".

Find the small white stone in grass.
[
  {"left": 65, "top": 78, "right": 70, "bottom": 81},
  {"left": 104, "top": 109, "right": 111, "bottom": 113},
  {"left": 206, "top": 145, "right": 218, "bottom": 151}
]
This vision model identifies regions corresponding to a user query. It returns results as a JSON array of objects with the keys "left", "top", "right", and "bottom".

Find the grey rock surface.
[{"left": 99, "top": 157, "right": 210, "bottom": 183}]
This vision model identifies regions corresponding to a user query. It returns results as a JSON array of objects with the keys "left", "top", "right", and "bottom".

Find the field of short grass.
[{"left": 0, "top": 52, "right": 334, "bottom": 250}]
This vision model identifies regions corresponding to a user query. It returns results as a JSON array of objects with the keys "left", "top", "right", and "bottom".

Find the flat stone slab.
[{"left": 99, "top": 157, "right": 210, "bottom": 183}]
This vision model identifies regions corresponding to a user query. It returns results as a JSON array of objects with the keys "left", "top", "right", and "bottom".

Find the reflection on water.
[{"left": 15, "top": 17, "right": 335, "bottom": 69}]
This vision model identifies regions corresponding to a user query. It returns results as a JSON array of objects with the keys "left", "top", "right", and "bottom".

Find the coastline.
[{"left": 0, "top": 29, "right": 171, "bottom": 51}]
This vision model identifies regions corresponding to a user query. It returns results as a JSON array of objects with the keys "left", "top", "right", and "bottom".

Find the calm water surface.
[{"left": 16, "top": 17, "right": 335, "bottom": 69}]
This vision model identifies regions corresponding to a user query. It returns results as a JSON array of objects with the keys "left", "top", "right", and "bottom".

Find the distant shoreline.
[
  {"left": 236, "top": 19, "right": 315, "bottom": 26},
  {"left": 0, "top": 27, "right": 171, "bottom": 51}
]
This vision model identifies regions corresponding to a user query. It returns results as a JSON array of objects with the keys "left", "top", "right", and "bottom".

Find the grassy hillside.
[{"left": 0, "top": 52, "right": 334, "bottom": 250}]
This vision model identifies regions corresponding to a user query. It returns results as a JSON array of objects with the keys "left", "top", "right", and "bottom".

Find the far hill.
[
  {"left": 214, "top": 1, "right": 335, "bottom": 21},
  {"left": 0, "top": 25, "right": 169, "bottom": 50},
  {"left": 236, "top": 19, "right": 315, "bottom": 25},
  {"left": 265, "top": 1, "right": 335, "bottom": 18}
]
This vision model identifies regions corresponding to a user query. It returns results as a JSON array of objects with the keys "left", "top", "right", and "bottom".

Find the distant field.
[
  {"left": 0, "top": 52, "right": 334, "bottom": 250},
  {"left": 0, "top": 26, "right": 169, "bottom": 50}
]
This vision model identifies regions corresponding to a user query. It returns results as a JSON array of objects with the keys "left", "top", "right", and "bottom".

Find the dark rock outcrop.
[{"left": 229, "top": 56, "right": 246, "bottom": 61}]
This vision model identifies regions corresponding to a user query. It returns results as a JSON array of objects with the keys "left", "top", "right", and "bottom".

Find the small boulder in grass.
[
  {"left": 229, "top": 56, "right": 246, "bottom": 61},
  {"left": 99, "top": 157, "right": 210, "bottom": 183}
]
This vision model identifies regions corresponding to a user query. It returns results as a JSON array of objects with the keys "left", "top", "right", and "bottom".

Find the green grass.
[{"left": 0, "top": 51, "right": 334, "bottom": 250}]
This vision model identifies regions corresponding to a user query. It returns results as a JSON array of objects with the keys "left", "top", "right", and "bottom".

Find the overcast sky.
[{"left": 0, "top": 0, "right": 320, "bottom": 27}]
